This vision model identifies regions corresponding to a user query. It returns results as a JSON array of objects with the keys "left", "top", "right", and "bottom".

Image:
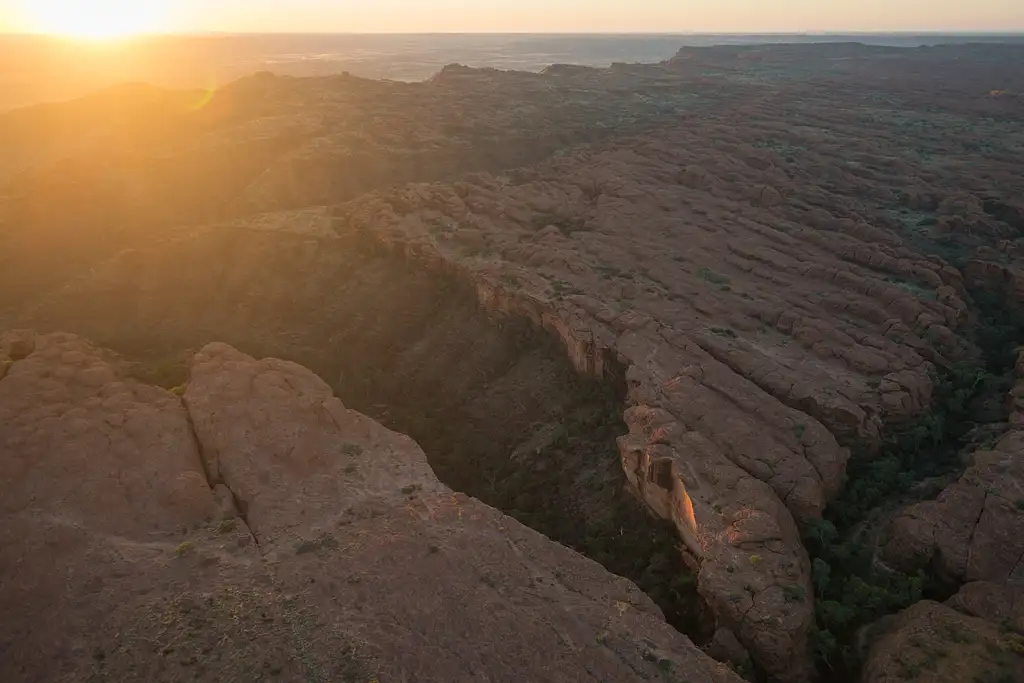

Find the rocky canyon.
[{"left": 2, "top": 42, "right": 1024, "bottom": 683}]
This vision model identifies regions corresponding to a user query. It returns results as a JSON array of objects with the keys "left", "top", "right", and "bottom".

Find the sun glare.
[{"left": 21, "top": 0, "right": 170, "bottom": 40}]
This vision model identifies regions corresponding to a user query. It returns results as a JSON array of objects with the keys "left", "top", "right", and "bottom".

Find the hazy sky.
[{"left": 4, "top": 0, "right": 1024, "bottom": 34}]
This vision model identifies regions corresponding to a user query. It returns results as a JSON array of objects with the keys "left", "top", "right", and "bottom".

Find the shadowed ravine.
[{"left": 12, "top": 223, "right": 715, "bottom": 647}]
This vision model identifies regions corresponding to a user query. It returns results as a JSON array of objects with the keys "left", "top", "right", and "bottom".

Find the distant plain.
[{"left": 2, "top": 31, "right": 1022, "bottom": 111}]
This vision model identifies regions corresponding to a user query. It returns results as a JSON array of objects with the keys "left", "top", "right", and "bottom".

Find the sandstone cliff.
[
  {"left": 2, "top": 43, "right": 1024, "bottom": 683},
  {"left": 0, "top": 331, "right": 741, "bottom": 683}
]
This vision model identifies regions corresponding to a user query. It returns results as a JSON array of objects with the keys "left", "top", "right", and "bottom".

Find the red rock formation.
[
  {"left": 863, "top": 600, "right": 1024, "bottom": 683},
  {"left": 3, "top": 43, "right": 1024, "bottom": 682},
  {"left": 947, "top": 581, "right": 1024, "bottom": 634},
  {"left": 0, "top": 332, "right": 742, "bottom": 683},
  {"left": 881, "top": 351, "right": 1024, "bottom": 585},
  {"left": 963, "top": 254, "right": 1024, "bottom": 316}
]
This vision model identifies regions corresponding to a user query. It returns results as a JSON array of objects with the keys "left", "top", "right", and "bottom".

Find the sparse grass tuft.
[
  {"left": 783, "top": 584, "right": 807, "bottom": 603},
  {"left": 594, "top": 264, "right": 625, "bottom": 279},
  {"left": 550, "top": 279, "right": 583, "bottom": 297},
  {"left": 945, "top": 623, "right": 978, "bottom": 644},
  {"left": 697, "top": 267, "right": 730, "bottom": 287},
  {"left": 295, "top": 533, "right": 339, "bottom": 555},
  {"left": 709, "top": 327, "right": 738, "bottom": 339},
  {"left": 886, "top": 277, "right": 937, "bottom": 301},
  {"left": 1005, "top": 634, "right": 1024, "bottom": 655},
  {"left": 531, "top": 212, "right": 588, "bottom": 235},
  {"left": 697, "top": 267, "right": 733, "bottom": 291},
  {"left": 104, "top": 587, "right": 378, "bottom": 682}
]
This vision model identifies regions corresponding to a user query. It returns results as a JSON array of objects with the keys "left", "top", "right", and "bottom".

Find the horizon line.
[{"left": 3, "top": 29, "right": 1024, "bottom": 38}]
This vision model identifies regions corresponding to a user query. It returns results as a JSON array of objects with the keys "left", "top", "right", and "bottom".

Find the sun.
[{"left": 20, "top": 0, "right": 170, "bottom": 40}]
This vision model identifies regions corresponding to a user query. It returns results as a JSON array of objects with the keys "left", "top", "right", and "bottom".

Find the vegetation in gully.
[{"left": 805, "top": 275, "right": 1024, "bottom": 680}]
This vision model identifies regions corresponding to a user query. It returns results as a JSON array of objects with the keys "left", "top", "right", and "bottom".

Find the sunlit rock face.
[{"left": 0, "top": 331, "right": 743, "bottom": 683}]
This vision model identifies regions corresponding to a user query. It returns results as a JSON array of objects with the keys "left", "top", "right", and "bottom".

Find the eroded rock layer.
[
  {"left": 882, "top": 351, "right": 1024, "bottom": 585},
  {"left": 0, "top": 332, "right": 741, "bottom": 683},
  {"left": 12, "top": 211, "right": 713, "bottom": 641},
  {"left": 862, "top": 597, "right": 1024, "bottom": 683},
  {"left": 2, "top": 43, "right": 1024, "bottom": 682}
]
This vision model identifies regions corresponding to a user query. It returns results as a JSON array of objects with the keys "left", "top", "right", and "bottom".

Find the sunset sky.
[{"left": 3, "top": 0, "right": 1023, "bottom": 36}]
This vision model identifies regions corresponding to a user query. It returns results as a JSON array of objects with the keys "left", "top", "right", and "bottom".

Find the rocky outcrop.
[
  {"left": 880, "top": 441, "right": 1024, "bottom": 584},
  {"left": 881, "top": 352, "right": 1024, "bottom": 585},
  {"left": 875, "top": 351, "right": 1024, "bottom": 683},
  {"left": 4, "top": 43, "right": 1024, "bottom": 683},
  {"left": 7, "top": 86, "right": 1010, "bottom": 679},
  {"left": 862, "top": 599, "right": 1024, "bottom": 683},
  {"left": 333, "top": 114, "right": 991, "bottom": 678},
  {"left": 963, "top": 252, "right": 1024, "bottom": 316},
  {"left": 864, "top": 579, "right": 1024, "bottom": 683},
  {"left": 0, "top": 332, "right": 742, "bottom": 683},
  {"left": 948, "top": 581, "right": 1024, "bottom": 634},
  {"left": 0, "top": 332, "right": 237, "bottom": 680}
]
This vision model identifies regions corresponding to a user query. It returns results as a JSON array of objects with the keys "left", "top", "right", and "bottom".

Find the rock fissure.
[
  {"left": 186, "top": 395, "right": 264, "bottom": 553},
  {"left": 962, "top": 491, "right": 990, "bottom": 581},
  {"left": 181, "top": 399, "right": 221, "bottom": 489}
]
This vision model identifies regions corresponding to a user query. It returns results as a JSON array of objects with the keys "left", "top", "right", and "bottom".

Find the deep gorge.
[
  {"left": 16, "top": 219, "right": 1023, "bottom": 683},
  {"left": 19, "top": 226, "right": 715, "bottom": 647}
]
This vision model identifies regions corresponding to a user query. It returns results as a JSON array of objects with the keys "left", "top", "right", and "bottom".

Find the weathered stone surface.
[
  {"left": 0, "top": 332, "right": 216, "bottom": 532},
  {"left": 0, "top": 332, "right": 262, "bottom": 682},
  {"left": 947, "top": 581, "right": 1024, "bottom": 634},
  {"left": 1, "top": 334, "right": 742, "bottom": 683},
  {"left": 704, "top": 628, "right": 753, "bottom": 677},
  {"left": 183, "top": 342, "right": 744, "bottom": 682},
  {"left": 882, "top": 360, "right": 1024, "bottom": 585},
  {"left": 3, "top": 43, "right": 1024, "bottom": 682},
  {"left": 337, "top": 114, "right": 1000, "bottom": 677},
  {"left": 963, "top": 256, "right": 1024, "bottom": 315},
  {"left": 874, "top": 354, "right": 1024, "bottom": 683},
  {"left": 862, "top": 600, "right": 1024, "bottom": 683}
]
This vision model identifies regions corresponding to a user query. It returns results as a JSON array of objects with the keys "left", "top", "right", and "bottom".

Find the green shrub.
[
  {"left": 709, "top": 327, "right": 738, "bottom": 339},
  {"left": 783, "top": 584, "right": 807, "bottom": 603},
  {"left": 697, "top": 267, "right": 730, "bottom": 287},
  {"left": 804, "top": 360, "right": 990, "bottom": 678}
]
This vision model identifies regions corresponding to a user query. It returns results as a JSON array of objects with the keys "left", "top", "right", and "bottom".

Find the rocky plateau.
[{"left": 2, "top": 42, "right": 1024, "bottom": 683}]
